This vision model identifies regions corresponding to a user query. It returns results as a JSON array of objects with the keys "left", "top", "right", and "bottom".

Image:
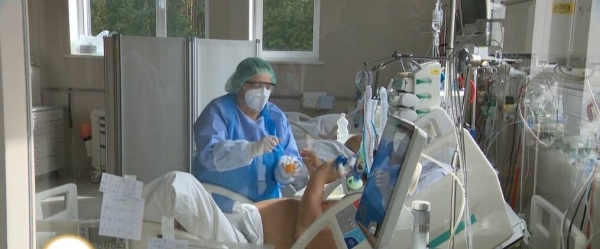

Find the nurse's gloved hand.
[
  {"left": 375, "top": 170, "right": 392, "bottom": 196},
  {"left": 275, "top": 156, "right": 302, "bottom": 185},
  {"left": 248, "top": 136, "right": 279, "bottom": 158}
]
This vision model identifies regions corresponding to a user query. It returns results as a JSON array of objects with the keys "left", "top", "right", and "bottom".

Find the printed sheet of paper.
[
  {"left": 99, "top": 193, "right": 145, "bottom": 241},
  {"left": 147, "top": 238, "right": 189, "bottom": 249},
  {"left": 99, "top": 173, "right": 143, "bottom": 198},
  {"left": 161, "top": 216, "right": 175, "bottom": 240}
]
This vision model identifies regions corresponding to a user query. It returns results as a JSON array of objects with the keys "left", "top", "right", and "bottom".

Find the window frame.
[
  {"left": 68, "top": 0, "right": 210, "bottom": 56},
  {"left": 252, "top": 0, "right": 321, "bottom": 62}
]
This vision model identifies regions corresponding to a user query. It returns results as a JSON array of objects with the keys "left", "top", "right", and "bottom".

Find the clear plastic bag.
[{"left": 74, "top": 30, "right": 110, "bottom": 55}]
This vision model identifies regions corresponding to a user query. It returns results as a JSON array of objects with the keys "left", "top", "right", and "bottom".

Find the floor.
[{"left": 35, "top": 166, "right": 103, "bottom": 220}]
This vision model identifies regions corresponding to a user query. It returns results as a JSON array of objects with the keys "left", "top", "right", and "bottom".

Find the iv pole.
[{"left": 446, "top": 0, "right": 459, "bottom": 247}]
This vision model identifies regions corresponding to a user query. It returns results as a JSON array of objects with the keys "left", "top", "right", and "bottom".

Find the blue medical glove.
[{"left": 275, "top": 156, "right": 302, "bottom": 185}]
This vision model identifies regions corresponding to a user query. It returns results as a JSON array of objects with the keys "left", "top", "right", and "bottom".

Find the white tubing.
[{"left": 421, "top": 153, "right": 467, "bottom": 246}]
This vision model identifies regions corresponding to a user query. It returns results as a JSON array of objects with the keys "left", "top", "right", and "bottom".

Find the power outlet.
[{"left": 421, "top": 20, "right": 433, "bottom": 34}]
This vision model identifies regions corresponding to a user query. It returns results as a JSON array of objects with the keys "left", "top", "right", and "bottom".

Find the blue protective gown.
[{"left": 192, "top": 94, "right": 300, "bottom": 212}]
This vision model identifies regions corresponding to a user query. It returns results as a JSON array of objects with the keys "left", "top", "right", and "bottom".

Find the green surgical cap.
[{"left": 225, "top": 57, "right": 277, "bottom": 93}]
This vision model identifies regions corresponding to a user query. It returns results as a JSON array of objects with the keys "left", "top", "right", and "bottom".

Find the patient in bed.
[
  {"left": 143, "top": 154, "right": 342, "bottom": 249},
  {"left": 143, "top": 147, "right": 445, "bottom": 249}
]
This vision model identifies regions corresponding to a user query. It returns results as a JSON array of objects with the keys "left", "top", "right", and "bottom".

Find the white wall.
[
  {"left": 27, "top": 0, "right": 105, "bottom": 174},
  {"left": 0, "top": 0, "right": 34, "bottom": 247},
  {"left": 271, "top": 0, "right": 435, "bottom": 116},
  {"left": 208, "top": 0, "right": 437, "bottom": 116}
]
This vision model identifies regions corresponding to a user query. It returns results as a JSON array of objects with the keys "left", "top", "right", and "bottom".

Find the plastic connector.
[{"left": 335, "top": 155, "right": 348, "bottom": 167}]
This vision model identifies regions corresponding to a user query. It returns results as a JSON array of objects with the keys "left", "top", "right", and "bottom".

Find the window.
[
  {"left": 167, "top": 0, "right": 207, "bottom": 38},
  {"left": 253, "top": 0, "right": 320, "bottom": 62},
  {"left": 69, "top": 0, "right": 207, "bottom": 56}
]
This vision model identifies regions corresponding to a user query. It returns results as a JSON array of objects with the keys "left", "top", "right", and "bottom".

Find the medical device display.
[
  {"left": 343, "top": 117, "right": 426, "bottom": 248},
  {"left": 77, "top": 220, "right": 129, "bottom": 249}
]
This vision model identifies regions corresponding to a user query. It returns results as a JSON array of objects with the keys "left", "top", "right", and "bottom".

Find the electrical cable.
[
  {"left": 585, "top": 229, "right": 600, "bottom": 248},
  {"left": 580, "top": 183, "right": 592, "bottom": 231},
  {"left": 561, "top": 167, "right": 597, "bottom": 249},
  {"left": 505, "top": 130, "right": 521, "bottom": 203},
  {"left": 504, "top": 92, "right": 522, "bottom": 199},
  {"left": 67, "top": 88, "right": 74, "bottom": 129},
  {"left": 504, "top": 127, "right": 517, "bottom": 197},
  {"left": 482, "top": 121, "right": 523, "bottom": 155},
  {"left": 567, "top": 181, "right": 590, "bottom": 249},
  {"left": 449, "top": 56, "right": 466, "bottom": 249}
]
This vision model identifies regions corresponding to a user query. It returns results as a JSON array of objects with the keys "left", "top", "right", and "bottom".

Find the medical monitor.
[
  {"left": 353, "top": 117, "right": 427, "bottom": 248},
  {"left": 459, "top": 0, "right": 491, "bottom": 28}
]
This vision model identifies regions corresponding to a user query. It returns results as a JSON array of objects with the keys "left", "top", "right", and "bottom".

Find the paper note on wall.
[
  {"left": 99, "top": 173, "right": 143, "bottom": 198},
  {"left": 147, "top": 238, "right": 189, "bottom": 249},
  {"left": 99, "top": 193, "right": 145, "bottom": 241}
]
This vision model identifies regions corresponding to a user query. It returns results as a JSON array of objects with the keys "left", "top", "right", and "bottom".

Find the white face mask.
[{"left": 245, "top": 88, "right": 271, "bottom": 112}]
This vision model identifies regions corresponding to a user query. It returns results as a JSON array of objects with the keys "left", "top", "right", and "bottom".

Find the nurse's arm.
[{"left": 194, "top": 106, "right": 254, "bottom": 172}]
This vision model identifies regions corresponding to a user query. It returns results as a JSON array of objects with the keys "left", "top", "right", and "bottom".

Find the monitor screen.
[
  {"left": 460, "top": 0, "right": 489, "bottom": 26},
  {"left": 354, "top": 124, "right": 414, "bottom": 242}
]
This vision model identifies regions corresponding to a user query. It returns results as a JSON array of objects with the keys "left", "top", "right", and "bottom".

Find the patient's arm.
[
  {"left": 295, "top": 161, "right": 340, "bottom": 248},
  {"left": 258, "top": 160, "right": 339, "bottom": 249}
]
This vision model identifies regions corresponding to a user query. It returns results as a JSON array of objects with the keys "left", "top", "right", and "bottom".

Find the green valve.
[
  {"left": 347, "top": 177, "right": 363, "bottom": 190},
  {"left": 416, "top": 109, "right": 430, "bottom": 114},
  {"left": 416, "top": 78, "right": 433, "bottom": 84},
  {"left": 416, "top": 93, "right": 432, "bottom": 99}
]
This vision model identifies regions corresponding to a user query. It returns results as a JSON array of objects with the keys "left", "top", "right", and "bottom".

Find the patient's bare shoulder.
[
  {"left": 255, "top": 198, "right": 338, "bottom": 249},
  {"left": 256, "top": 199, "right": 299, "bottom": 249}
]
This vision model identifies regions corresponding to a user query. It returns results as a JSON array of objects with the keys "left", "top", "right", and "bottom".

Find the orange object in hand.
[{"left": 284, "top": 163, "right": 295, "bottom": 174}]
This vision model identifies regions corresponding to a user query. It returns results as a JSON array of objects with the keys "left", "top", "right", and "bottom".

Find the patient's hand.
[
  {"left": 300, "top": 149, "right": 322, "bottom": 177},
  {"left": 313, "top": 160, "right": 341, "bottom": 184}
]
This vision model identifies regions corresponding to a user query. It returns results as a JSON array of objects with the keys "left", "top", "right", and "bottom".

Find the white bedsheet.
[
  {"left": 291, "top": 114, "right": 341, "bottom": 140},
  {"left": 296, "top": 139, "right": 354, "bottom": 161},
  {"left": 143, "top": 172, "right": 263, "bottom": 244}
]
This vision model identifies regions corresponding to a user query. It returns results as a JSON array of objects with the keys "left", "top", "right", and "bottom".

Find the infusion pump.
[{"left": 78, "top": 220, "right": 129, "bottom": 249}]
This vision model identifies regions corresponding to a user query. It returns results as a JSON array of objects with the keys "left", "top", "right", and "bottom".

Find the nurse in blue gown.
[{"left": 192, "top": 57, "right": 303, "bottom": 212}]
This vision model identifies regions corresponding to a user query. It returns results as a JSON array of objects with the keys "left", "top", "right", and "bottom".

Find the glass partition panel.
[{"left": 27, "top": 0, "right": 600, "bottom": 248}]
